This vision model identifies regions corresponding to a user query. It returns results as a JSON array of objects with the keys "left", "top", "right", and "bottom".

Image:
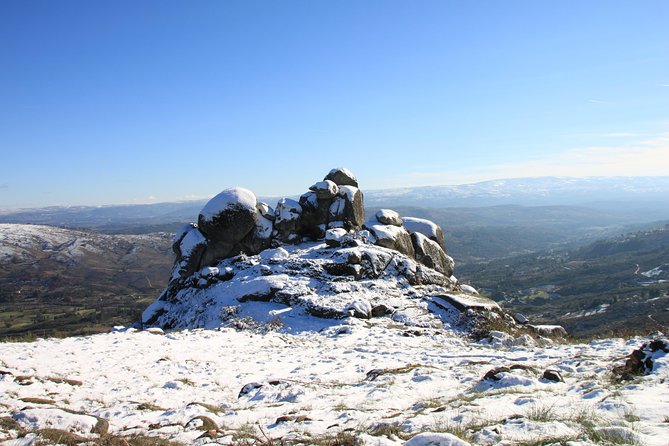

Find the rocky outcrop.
[
  {"left": 169, "top": 168, "right": 455, "bottom": 281},
  {"left": 149, "top": 167, "right": 504, "bottom": 331}
]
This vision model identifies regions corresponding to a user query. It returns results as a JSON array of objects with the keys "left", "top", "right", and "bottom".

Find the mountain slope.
[
  {"left": 0, "top": 224, "right": 173, "bottom": 339},
  {"left": 460, "top": 225, "right": 669, "bottom": 337},
  {"left": 0, "top": 325, "right": 667, "bottom": 445}
]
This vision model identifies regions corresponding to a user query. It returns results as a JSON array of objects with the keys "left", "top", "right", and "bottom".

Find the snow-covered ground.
[
  {"left": 1, "top": 322, "right": 667, "bottom": 445},
  {"left": 0, "top": 224, "right": 168, "bottom": 265}
]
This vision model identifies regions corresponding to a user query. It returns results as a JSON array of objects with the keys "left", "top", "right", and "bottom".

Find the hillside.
[
  {"left": 0, "top": 224, "right": 173, "bottom": 339},
  {"left": 460, "top": 225, "right": 669, "bottom": 337}
]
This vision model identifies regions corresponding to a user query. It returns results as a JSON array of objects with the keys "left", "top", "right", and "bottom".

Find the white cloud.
[{"left": 387, "top": 133, "right": 669, "bottom": 187}]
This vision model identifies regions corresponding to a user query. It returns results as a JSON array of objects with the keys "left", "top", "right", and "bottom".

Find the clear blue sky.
[{"left": 1, "top": 0, "right": 668, "bottom": 208}]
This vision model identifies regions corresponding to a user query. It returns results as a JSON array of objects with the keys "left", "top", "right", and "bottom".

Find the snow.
[
  {"left": 433, "top": 293, "right": 500, "bottom": 312},
  {"left": 325, "top": 228, "right": 348, "bottom": 244},
  {"left": 328, "top": 167, "right": 357, "bottom": 182},
  {"left": 367, "top": 223, "right": 405, "bottom": 241},
  {"left": 255, "top": 214, "right": 273, "bottom": 239},
  {"left": 375, "top": 209, "right": 402, "bottom": 226},
  {"left": 404, "top": 433, "right": 470, "bottom": 446},
  {"left": 459, "top": 284, "right": 478, "bottom": 295},
  {"left": 199, "top": 187, "right": 257, "bottom": 222},
  {"left": 0, "top": 224, "right": 169, "bottom": 265},
  {"left": 2, "top": 329, "right": 668, "bottom": 445},
  {"left": 179, "top": 227, "right": 206, "bottom": 257},
  {"left": 310, "top": 180, "right": 339, "bottom": 197},
  {"left": 338, "top": 185, "right": 359, "bottom": 201},
  {"left": 275, "top": 198, "right": 302, "bottom": 223},
  {"left": 402, "top": 217, "right": 441, "bottom": 241}
]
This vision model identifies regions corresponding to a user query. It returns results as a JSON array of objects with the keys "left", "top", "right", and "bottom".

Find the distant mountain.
[
  {"left": 0, "top": 224, "right": 173, "bottom": 339},
  {"left": 460, "top": 224, "right": 669, "bottom": 337},
  {"left": 2, "top": 177, "right": 669, "bottom": 231},
  {"left": 365, "top": 176, "right": 669, "bottom": 209}
]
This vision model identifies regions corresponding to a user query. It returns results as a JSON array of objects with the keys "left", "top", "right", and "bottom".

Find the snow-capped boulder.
[
  {"left": 403, "top": 216, "right": 446, "bottom": 249},
  {"left": 366, "top": 224, "right": 415, "bottom": 258},
  {"left": 198, "top": 187, "right": 258, "bottom": 244},
  {"left": 411, "top": 232, "right": 454, "bottom": 276},
  {"left": 325, "top": 228, "right": 348, "bottom": 247},
  {"left": 309, "top": 180, "right": 339, "bottom": 199},
  {"left": 324, "top": 167, "right": 358, "bottom": 187},
  {"left": 375, "top": 209, "right": 403, "bottom": 226}
]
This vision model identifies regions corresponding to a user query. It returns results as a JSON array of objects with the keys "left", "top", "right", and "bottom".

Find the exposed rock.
[
  {"left": 367, "top": 224, "right": 415, "bottom": 257},
  {"left": 528, "top": 324, "right": 568, "bottom": 338},
  {"left": 238, "top": 382, "right": 263, "bottom": 398},
  {"left": 274, "top": 198, "right": 302, "bottom": 243},
  {"left": 542, "top": 369, "right": 564, "bottom": 382},
  {"left": 514, "top": 313, "right": 529, "bottom": 324},
  {"left": 325, "top": 228, "right": 348, "bottom": 247},
  {"left": 298, "top": 192, "right": 329, "bottom": 239},
  {"left": 172, "top": 223, "right": 197, "bottom": 258},
  {"left": 331, "top": 186, "right": 365, "bottom": 228},
  {"left": 483, "top": 364, "right": 537, "bottom": 381},
  {"left": 347, "top": 298, "right": 372, "bottom": 319},
  {"left": 256, "top": 202, "right": 275, "bottom": 221},
  {"left": 618, "top": 337, "right": 669, "bottom": 378},
  {"left": 198, "top": 187, "right": 258, "bottom": 244},
  {"left": 372, "top": 304, "right": 394, "bottom": 317},
  {"left": 324, "top": 167, "right": 358, "bottom": 187},
  {"left": 411, "top": 232, "right": 453, "bottom": 276},
  {"left": 309, "top": 180, "right": 339, "bottom": 199},
  {"left": 375, "top": 209, "right": 403, "bottom": 226},
  {"left": 513, "top": 334, "right": 536, "bottom": 347},
  {"left": 403, "top": 216, "right": 446, "bottom": 249},
  {"left": 173, "top": 226, "right": 207, "bottom": 278}
]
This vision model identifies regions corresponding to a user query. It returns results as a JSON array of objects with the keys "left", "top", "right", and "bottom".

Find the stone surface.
[
  {"left": 324, "top": 167, "right": 358, "bottom": 187},
  {"left": 411, "top": 232, "right": 453, "bottom": 276},
  {"left": 403, "top": 216, "right": 446, "bottom": 249},
  {"left": 298, "top": 192, "right": 330, "bottom": 240},
  {"left": 367, "top": 224, "right": 415, "bottom": 258},
  {"left": 198, "top": 187, "right": 258, "bottom": 245},
  {"left": 309, "top": 180, "right": 339, "bottom": 199},
  {"left": 274, "top": 198, "right": 302, "bottom": 242},
  {"left": 375, "top": 209, "right": 403, "bottom": 226}
]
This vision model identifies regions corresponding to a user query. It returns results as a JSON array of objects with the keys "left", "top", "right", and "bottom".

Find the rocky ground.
[{"left": 1, "top": 322, "right": 668, "bottom": 445}]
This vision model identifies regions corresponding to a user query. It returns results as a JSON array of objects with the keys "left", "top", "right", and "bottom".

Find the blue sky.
[{"left": 1, "top": 1, "right": 668, "bottom": 208}]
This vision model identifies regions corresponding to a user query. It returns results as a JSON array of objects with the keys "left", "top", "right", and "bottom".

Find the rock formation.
[{"left": 143, "top": 167, "right": 532, "bottom": 334}]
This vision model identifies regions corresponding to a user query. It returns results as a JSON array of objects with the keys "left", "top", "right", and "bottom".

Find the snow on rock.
[
  {"left": 375, "top": 209, "right": 403, "bottom": 226},
  {"left": 460, "top": 284, "right": 478, "bottom": 295},
  {"left": 309, "top": 180, "right": 339, "bottom": 199},
  {"left": 366, "top": 224, "right": 415, "bottom": 258},
  {"left": 324, "top": 166, "right": 358, "bottom": 187},
  {"left": 411, "top": 232, "right": 454, "bottom": 276},
  {"left": 325, "top": 228, "right": 348, "bottom": 247},
  {"left": 402, "top": 217, "right": 446, "bottom": 249},
  {"left": 14, "top": 408, "right": 100, "bottom": 435},
  {"left": 432, "top": 293, "right": 500, "bottom": 312},
  {"left": 198, "top": 187, "right": 257, "bottom": 224},
  {"left": 403, "top": 432, "right": 471, "bottom": 446}
]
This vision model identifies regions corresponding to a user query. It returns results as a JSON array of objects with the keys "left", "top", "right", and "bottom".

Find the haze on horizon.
[{"left": 1, "top": 1, "right": 668, "bottom": 208}]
